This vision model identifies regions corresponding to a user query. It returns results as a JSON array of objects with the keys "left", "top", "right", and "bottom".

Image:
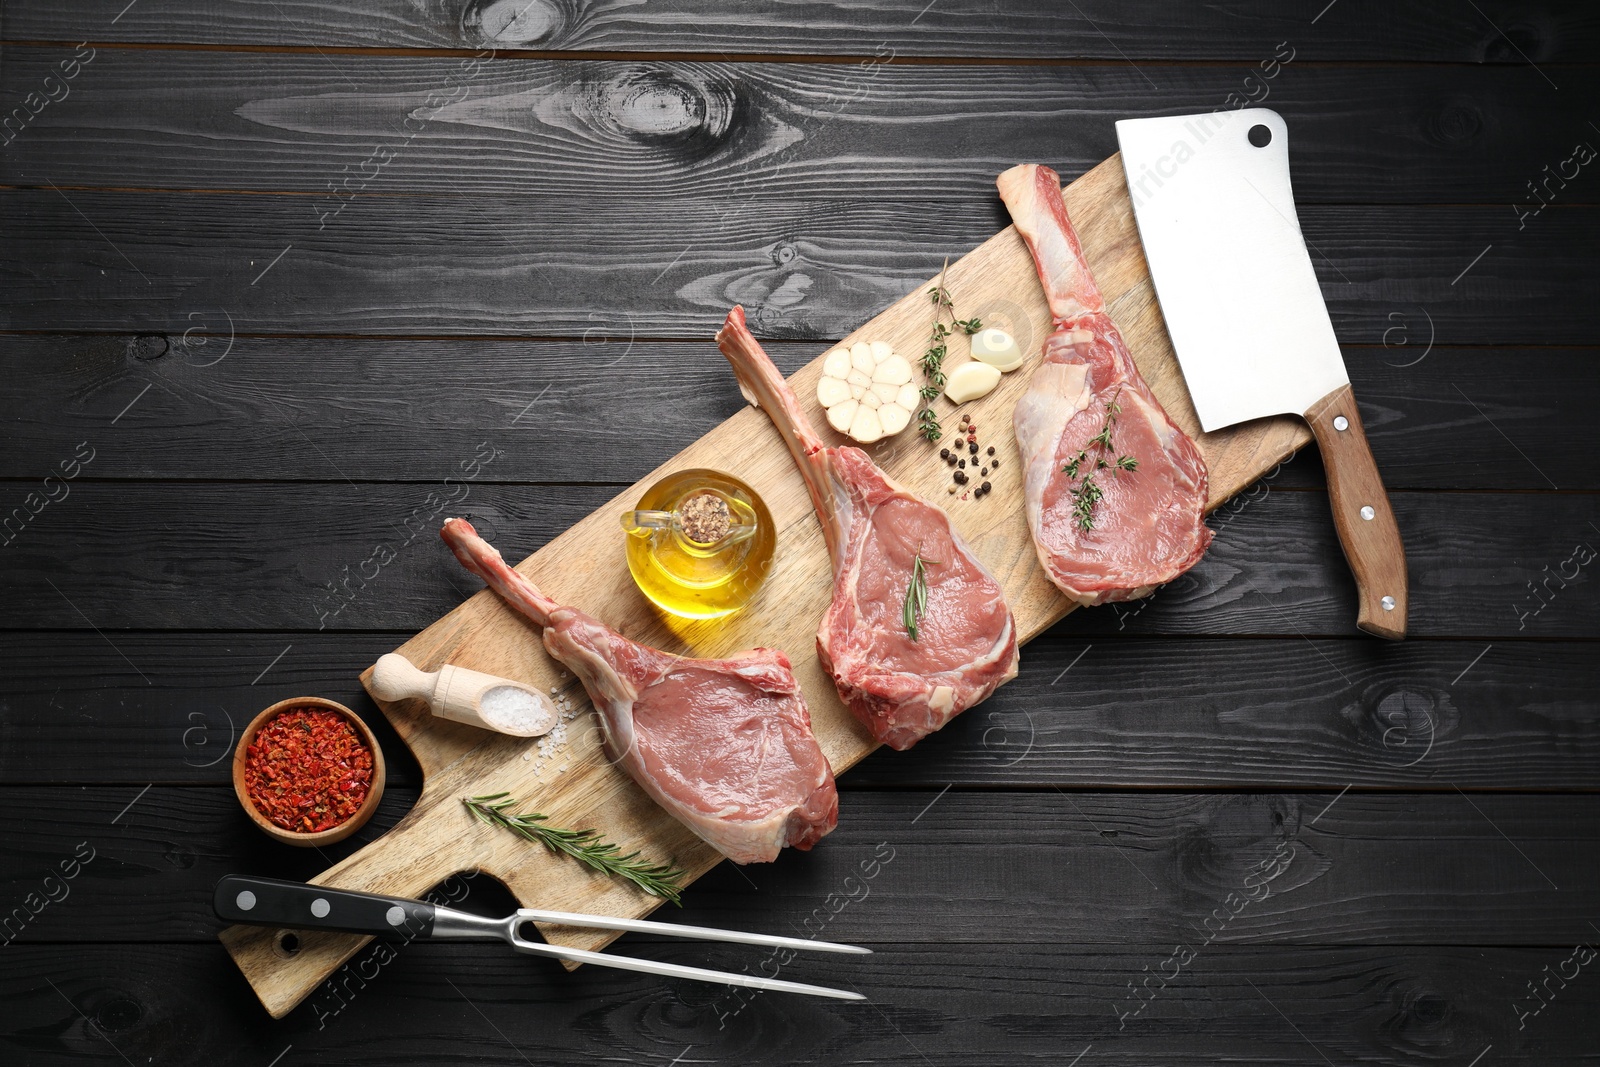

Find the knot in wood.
[
  {"left": 1353, "top": 684, "right": 1454, "bottom": 767},
  {"left": 1426, "top": 102, "right": 1483, "bottom": 148},
  {"left": 94, "top": 997, "right": 144, "bottom": 1033},
  {"left": 127, "top": 333, "right": 169, "bottom": 361},
  {"left": 592, "top": 68, "right": 737, "bottom": 153},
  {"left": 461, "top": 0, "right": 561, "bottom": 46},
  {"left": 1478, "top": 13, "right": 1550, "bottom": 64}
]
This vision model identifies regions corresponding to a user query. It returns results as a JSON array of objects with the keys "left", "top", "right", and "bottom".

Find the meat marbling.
[
  {"left": 440, "top": 517, "right": 837, "bottom": 864},
  {"left": 997, "top": 163, "right": 1212, "bottom": 605},
  {"left": 715, "top": 306, "right": 1019, "bottom": 751}
]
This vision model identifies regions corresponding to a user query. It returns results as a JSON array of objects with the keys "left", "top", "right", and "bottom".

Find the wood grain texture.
[
  {"left": 6, "top": 51, "right": 1595, "bottom": 204},
  {"left": 3, "top": 189, "right": 1594, "bottom": 342},
  {"left": 9, "top": 787, "right": 1600, "bottom": 945},
  {"left": 5, "top": 0, "right": 1594, "bottom": 61},
  {"left": 5, "top": 482, "right": 1596, "bottom": 637},
  {"left": 1307, "top": 383, "right": 1409, "bottom": 639},
  {"left": 6, "top": 632, "right": 1598, "bottom": 790},
  {"left": 0, "top": 9, "right": 1594, "bottom": 1059},
  {"left": 3, "top": 338, "right": 1595, "bottom": 490},
  {"left": 9, "top": 942, "right": 1596, "bottom": 1066}
]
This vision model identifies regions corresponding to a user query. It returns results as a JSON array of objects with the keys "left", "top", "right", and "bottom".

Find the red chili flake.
[{"left": 244, "top": 707, "right": 373, "bottom": 833}]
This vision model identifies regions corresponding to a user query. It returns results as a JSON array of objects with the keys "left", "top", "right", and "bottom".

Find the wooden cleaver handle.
[{"left": 1305, "top": 384, "right": 1409, "bottom": 640}]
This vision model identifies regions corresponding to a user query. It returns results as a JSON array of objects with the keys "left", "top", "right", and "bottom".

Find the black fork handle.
[{"left": 214, "top": 874, "right": 435, "bottom": 940}]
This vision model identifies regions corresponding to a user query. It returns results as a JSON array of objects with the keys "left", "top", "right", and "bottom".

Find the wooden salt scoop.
[{"left": 369, "top": 653, "right": 557, "bottom": 737}]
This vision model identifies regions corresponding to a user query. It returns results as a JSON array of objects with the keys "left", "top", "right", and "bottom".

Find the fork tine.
[
  {"left": 517, "top": 908, "right": 872, "bottom": 955},
  {"left": 508, "top": 936, "right": 865, "bottom": 1000}
]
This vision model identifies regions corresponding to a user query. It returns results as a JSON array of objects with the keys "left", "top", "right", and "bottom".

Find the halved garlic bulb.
[{"left": 816, "top": 341, "right": 918, "bottom": 443}]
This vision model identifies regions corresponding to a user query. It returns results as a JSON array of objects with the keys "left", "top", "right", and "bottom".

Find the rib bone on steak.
[
  {"left": 997, "top": 163, "right": 1213, "bottom": 605},
  {"left": 440, "top": 518, "right": 837, "bottom": 864},
  {"left": 715, "top": 306, "right": 1019, "bottom": 752}
]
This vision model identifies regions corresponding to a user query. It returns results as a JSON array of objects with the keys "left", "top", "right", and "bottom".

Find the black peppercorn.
[
  {"left": 968, "top": 442, "right": 978, "bottom": 455},
  {"left": 980, "top": 467, "right": 989, "bottom": 477},
  {"left": 987, "top": 445, "right": 996, "bottom": 456},
  {"left": 992, "top": 458, "right": 1001, "bottom": 469},
  {"left": 958, "top": 458, "right": 966, "bottom": 469},
  {"left": 981, "top": 481, "right": 992, "bottom": 493},
  {"left": 954, "top": 470, "right": 968, "bottom": 485},
  {"left": 940, "top": 448, "right": 950, "bottom": 459}
]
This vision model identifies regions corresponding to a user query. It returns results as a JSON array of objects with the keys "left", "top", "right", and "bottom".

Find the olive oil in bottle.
[{"left": 621, "top": 469, "right": 775, "bottom": 620}]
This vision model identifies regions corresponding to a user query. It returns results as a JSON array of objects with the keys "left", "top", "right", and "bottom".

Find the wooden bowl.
[{"left": 232, "top": 696, "right": 386, "bottom": 846}]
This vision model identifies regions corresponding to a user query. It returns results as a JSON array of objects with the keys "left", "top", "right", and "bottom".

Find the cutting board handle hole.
[
  {"left": 1248, "top": 124, "right": 1272, "bottom": 148},
  {"left": 274, "top": 931, "right": 301, "bottom": 958}
]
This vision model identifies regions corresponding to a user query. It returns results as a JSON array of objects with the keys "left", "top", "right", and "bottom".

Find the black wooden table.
[{"left": 3, "top": 3, "right": 1598, "bottom": 1064}]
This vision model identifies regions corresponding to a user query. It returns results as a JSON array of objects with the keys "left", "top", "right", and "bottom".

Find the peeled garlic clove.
[
  {"left": 971, "top": 328, "right": 1026, "bottom": 372},
  {"left": 945, "top": 361, "right": 1002, "bottom": 403}
]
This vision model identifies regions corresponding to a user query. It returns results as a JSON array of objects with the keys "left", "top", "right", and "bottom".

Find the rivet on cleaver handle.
[{"left": 1116, "top": 108, "right": 1408, "bottom": 639}]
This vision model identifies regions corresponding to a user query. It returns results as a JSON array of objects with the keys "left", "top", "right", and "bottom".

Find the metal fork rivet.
[
  {"left": 1360, "top": 505, "right": 1375, "bottom": 520},
  {"left": 310, "top": 897, "right": 330, "bottom": 918},
  {"left": 1333, "top": 415, "right": 1349, "bottom": 431},
  {"left": 1382, "top": 595, "right": 1396, "bottom": 611},
  {"left": 236, "top": 890, "right": 256, "bottom": 911},
  {"left": 386, "top": 906, "right": 406, "bottom": 926}
]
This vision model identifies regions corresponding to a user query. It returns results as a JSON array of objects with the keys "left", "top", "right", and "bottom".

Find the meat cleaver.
[{"left": 1116, "top": 108, "right": 1408, "bottom": 640}]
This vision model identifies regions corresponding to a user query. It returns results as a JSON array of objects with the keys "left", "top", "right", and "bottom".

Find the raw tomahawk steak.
[
  {"left": 441, "top": 518, "right": 837, "bottom": 864},
  {"left": 997, "top": 163, "right": 1212, "bottom": 605},
  {"left": 716, "top": 306, "right": 1018, "bottom": 751}
]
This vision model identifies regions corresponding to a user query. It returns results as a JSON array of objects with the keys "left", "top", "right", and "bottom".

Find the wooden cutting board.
[{"left": 221, "top": 155, "right": 1311, "bottom": 1018}]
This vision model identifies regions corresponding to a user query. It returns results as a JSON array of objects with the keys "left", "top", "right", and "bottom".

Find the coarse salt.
[{"left": 477, "top": 685, "right": 556, "bottom": 736}]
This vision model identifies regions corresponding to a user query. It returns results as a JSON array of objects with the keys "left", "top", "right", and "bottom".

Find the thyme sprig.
[
  {"left": 464, "top": 792, "right": 685, "bottom": 905},
  {"left": 902, "top": 551, "right": 939, "bottom": 642},
  {"left": 1062, "top": 389, "right": 1139, "bottom": 532},
  {"left": 917, "top": 258, "right": 983, "bottom": 441}
]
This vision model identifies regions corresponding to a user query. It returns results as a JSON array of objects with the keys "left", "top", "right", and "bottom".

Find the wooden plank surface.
[
  {"left": 5, "top": 0, "right": 1596, "bottom": 62},
  {"left": 5, "top": 52, "right": 1595, "bottom": 204},
  {"left": 2, "top": 2, "right": 1596, "bottom": 1062},
  {"left": 3, "top": 337, "right": 1594, "bottom": 489},
  {"left": 7, "top": 632, "right": 1598, "bottom": 790},
  {"left": 220, "top": 154, "right": 1319, "bottom": 1015},
  {"left": 6, "top": 484, "right": 1596, "bottom": 637},
  {"left": 4, "top": 190, "right": 1591, "bottom": 341},
  {"left": 8, "top": 787, "right": 1600, "bottom": 944},
  {"left": 8, "top": 942, "right": 1595, "bottom": 1066}
]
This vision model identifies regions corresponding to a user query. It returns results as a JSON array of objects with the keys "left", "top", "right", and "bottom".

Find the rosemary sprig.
[
  {"left": 917, "top": 258, "right": 983, "bottom": 442},
  {"left": 464, "top": 792, "right": 686, "bottom": 905},
  {"left": 1062, "top": 388, "right": 1139, "bottom": 532},
  {"left": 902, "top": 552, "right": 939, "bottom": 641}
]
